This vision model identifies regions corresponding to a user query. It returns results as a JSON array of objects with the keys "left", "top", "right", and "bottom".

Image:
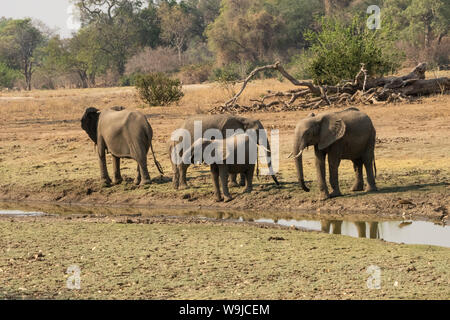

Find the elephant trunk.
[
  {"left": 294, "top": 141, "right": 310, "bottom": 192},
  {"left": 257, "top": 129, "right": 279, "bottom": 186}
]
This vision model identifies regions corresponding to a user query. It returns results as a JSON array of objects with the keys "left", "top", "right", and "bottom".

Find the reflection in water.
[
  {"left": 1, "top": 202, "right": 449, "bottom": 248},
  {"left": 264, "top": 219, "right": 450, "bottom": 248},
  {"left": 321, "top": 220, "right": 380, "bottom": 239}
]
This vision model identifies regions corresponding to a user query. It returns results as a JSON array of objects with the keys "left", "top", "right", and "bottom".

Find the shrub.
[
  {"left": 288, "top": 51, "right": 315, "bottom": 80},
  {"left": 120, "top": 72, "right": 142, "bottom": 87},
  {"left": 177, "top": 64, "right": 212, "bottom": 84},
  {"left": 0, "top": 63, "right": 20, "bottom": 89},
  {"left": 135, "top": 73, "right": 184, "bottom": 106},
  {"left": 304, "top": 16, "right": 403, "bottom": 85}
]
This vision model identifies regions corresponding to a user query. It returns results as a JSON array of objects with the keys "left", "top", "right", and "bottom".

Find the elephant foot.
[
  {"left": 101, "top": 178, "right": 112, "bottom": 188},
  {"left": 179, "top": 183, "right": 189, "bottom": 190},
  {"left": 140, "top": 179, "right": 152, "bottom": 186},
  {"left": 351, "top": 184, "right": 364, "bottom": 192},
  {"left": 224, "top": 196, "right": 233, "bottom": 202},
  {"left": 243, "top": 187, "right": 253, "bottom": 194},
  {"left": 215, "top": 196, "right": 224, "bottom": 202},
  {"left": 114, "top": 178, "right": 123, "bottom": 185},
  {"left": 320, "top": 191, "right": 330, "bottom": 201},
  {"left": 365, "top": 185, "right": 378, "bottom": 192},
  {"left": 134, "top": 179, "right": 141, "bottom": 185},
  {"left": 230, "top": 181, "right": 239, "bottom": 187},
  {"left": 329, "top": 191, "right": 343, "bottom": 198}
]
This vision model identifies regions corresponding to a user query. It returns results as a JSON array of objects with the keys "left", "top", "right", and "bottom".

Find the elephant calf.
[
  {"left": 291, "top": 107, "right": 377, "bottom": 199},
  {"left": 81, "top": 106, "right": 163, "bottom": 186},
  {"left": 182, "top": 133, "right": 278, "bottom": 202}
]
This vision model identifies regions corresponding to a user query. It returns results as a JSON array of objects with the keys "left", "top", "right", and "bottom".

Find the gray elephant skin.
[
  {"left": 291, "top": 107, "right": 377, "bottom": 199},
  {"left": 81, "top": 106, "right": 163, "bottom": 186},
  {"left": 182, "top": 133, "right": 272, "bottom": 202},
  {"left": 169, "top": 114, "right": 279, "bottom": 189}
]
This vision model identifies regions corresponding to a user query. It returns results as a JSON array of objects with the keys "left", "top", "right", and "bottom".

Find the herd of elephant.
[{"left": 81, "top": 106, "right": 378, "bottom": 201}]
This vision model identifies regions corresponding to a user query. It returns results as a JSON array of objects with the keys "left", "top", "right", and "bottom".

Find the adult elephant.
[
  {"left": 291, "top": 107, "right": 377, "bottom": 199},
  {"left": 81, "top": 106, "right": 163, "bottom": 187},
  {"left": 169, "top": 114, "right": 278, "bottom": 189}
]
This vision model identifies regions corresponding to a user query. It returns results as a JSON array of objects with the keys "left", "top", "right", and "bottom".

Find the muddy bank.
[{"left": 0, "top": 176, "right": 448, "bottom": 221}]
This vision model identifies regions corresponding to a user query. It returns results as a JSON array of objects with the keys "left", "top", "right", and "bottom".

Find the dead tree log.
[{"left": 210, "top": 61, "right": 449, "bottom": 114}]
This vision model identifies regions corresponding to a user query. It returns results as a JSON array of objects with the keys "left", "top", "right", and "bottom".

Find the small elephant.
[
  {"left": 291, "top": 107, "right": 377, "bottom": 199},
  {"left": 181, "top": 133, "right": 278, "bottom": 202},
  {"left": 169, "top": 114, "right": 277, "bottom": 189},
  {"left": 81, "top": 107, "right": 163, "bottom": 186}
]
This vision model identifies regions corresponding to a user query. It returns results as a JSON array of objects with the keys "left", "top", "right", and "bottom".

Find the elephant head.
[
  {"left": 181, "top": 138, "right": 228, "bottom": 165},
  {"left": 235, "top": 117, "right": 279, "bottom": 185},
  {"left": 292, "top": 113, "right": 346, "bottom": 191},
  {"left": 81, "top": 107, "right": 100, "bottom": 143}
]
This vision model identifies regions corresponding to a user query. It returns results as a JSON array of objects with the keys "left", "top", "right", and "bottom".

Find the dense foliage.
[{"left": 0, "top": 0, "right": 448, "bottom": 90}]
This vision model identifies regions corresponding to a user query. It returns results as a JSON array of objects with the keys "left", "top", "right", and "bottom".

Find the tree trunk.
[{"left": 78, "top": 70, "right": 89, "bottom": 88}]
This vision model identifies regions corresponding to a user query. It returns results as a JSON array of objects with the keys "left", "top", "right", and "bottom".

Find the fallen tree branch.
[{"left": 209, "top": 61, "right": 449, "bottom": 114}]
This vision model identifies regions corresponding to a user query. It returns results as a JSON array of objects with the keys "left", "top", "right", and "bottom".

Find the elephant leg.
[
  {"left": 239, "top": 173, "right": 246, "bottom": 187},
  {"left": 112, "top": 156, "right": 123, "bottom": 185},
  {"left": 321, "top": 220, "right": 331, "bottom": 233},
  {"left": 314, "top": 148, "right": 329, "bottom": 199},
  {"left": 331, "top": 221, "right": 342, "bottom": 234},
  {"left": 136, "top": 156, "right": 151, "bottom": 185},
  {"left": 179, "top": 164, "right": 189, "bottom": 189},
  {"left": 351, "top": 159, "right": 364, "bottom": 191},
  {"left": 211, "top": 164, "right": 223, "bottom": 202},
  {"left": 244, "top": 167, "right": 254, "bottom": 193},
  {"left": 172, "top": 162, "right": 179, "bottom": 189},
  {"left": 363, "top": 154, "right": 377, "bottom": 192},
  {"left": 134, "top": 164, "right": 141, "bottom": 185},
  {"left": 219, "top": 166, "right": 232, "bottom": 202},
  {"left": 369, "top": 222, "right": 378, "bottom": 239},
  {"left": 229, "top": 173, "right": 239, "bottom": 187},
  {"left": 98, "top": 138, "right": 111, "bottom": 187},
  {"left": 328, "top": 154, "right": 342, "bottom": 198},
  {"left": 355, "top": 222, "right": 367, "bottom": 238}
]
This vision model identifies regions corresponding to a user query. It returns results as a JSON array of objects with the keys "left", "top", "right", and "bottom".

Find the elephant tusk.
[
  {"left": 287, "top": 152, "right": 293, "bottom": 159},
  {"left": 289, "top": 149, "right": 303, "bottom": 159}
]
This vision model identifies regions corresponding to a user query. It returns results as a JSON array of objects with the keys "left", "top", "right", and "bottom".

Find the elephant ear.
[
  {"left": 318, "top": 115, "right": 346, "bottom": 150},
  {"left": 81, "top": 107, "right": 100, "bottom": 144}
]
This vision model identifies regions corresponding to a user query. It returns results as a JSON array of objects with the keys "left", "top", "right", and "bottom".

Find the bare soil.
[{"left": 0, "top": 82, "right": 449, "bottom": 221}]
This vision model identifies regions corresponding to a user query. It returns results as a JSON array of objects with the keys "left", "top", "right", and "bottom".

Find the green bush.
[
  {"left": 211, "top": 63, "right": 241, "bottom": 83},
  {"left": 120, "top": 73, "right": 143, "bottom": 87},
  {"left": 288, "top": 51, "right": 315, "bottom": 80},
  {"left": 304, "top": 16, "right": 403, "bottom": 85},
  {"left": 135, "top": 73, "right": 184, "bottom": 106},
  {"left": 0, "top": 63, "right": 20, "bottom": 89}
]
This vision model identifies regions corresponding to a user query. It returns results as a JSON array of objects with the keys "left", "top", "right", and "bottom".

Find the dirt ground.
[
  {"left": 1, "top": 80, "right": 449, "bottom": 300},
  {"left": 1, "top": 214, "right": 449, "bottom": 300},
  {"left": 0, "top": 79, "right": 449, "bottom": 221}
]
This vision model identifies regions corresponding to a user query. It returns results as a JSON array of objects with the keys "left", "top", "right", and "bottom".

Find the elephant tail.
[
  {"left": 373, "top": 156, "right": 377, "bottom": 178},
  {"left": 150, "top": 140, "right": 164, "bottom": 176}
]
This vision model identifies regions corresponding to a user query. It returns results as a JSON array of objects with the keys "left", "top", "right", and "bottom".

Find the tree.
[
  {"left": 304, "top": 16, "right": 402, "bottom": 85},
  {"left": 74, "top": 0, "right": 146, "bottom": 76},
  {"left": 206, "top": 0, "right": 323, "bottom": 65},
  {"left": 383, "top": 0, "right": 449, "bottom": 48},
  {"left": 158, "top": 1, "right": 194, "bottom": 63},
  {"left": 0, "top": 19, "right": 44, "bottom": 90},
  {"left": 206, "top": 0, "right": 285, "bottom": 64}
]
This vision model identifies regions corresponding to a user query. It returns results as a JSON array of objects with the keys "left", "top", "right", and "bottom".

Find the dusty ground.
[
  {"left": 0, "top": 214, "right": 449, "bottom": 300},
  {"left": 0, "top": 79, "right": 449, "bottom": 300},
  {"left": 0, "top": 79, "right": 449, "bottom": 221}
]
